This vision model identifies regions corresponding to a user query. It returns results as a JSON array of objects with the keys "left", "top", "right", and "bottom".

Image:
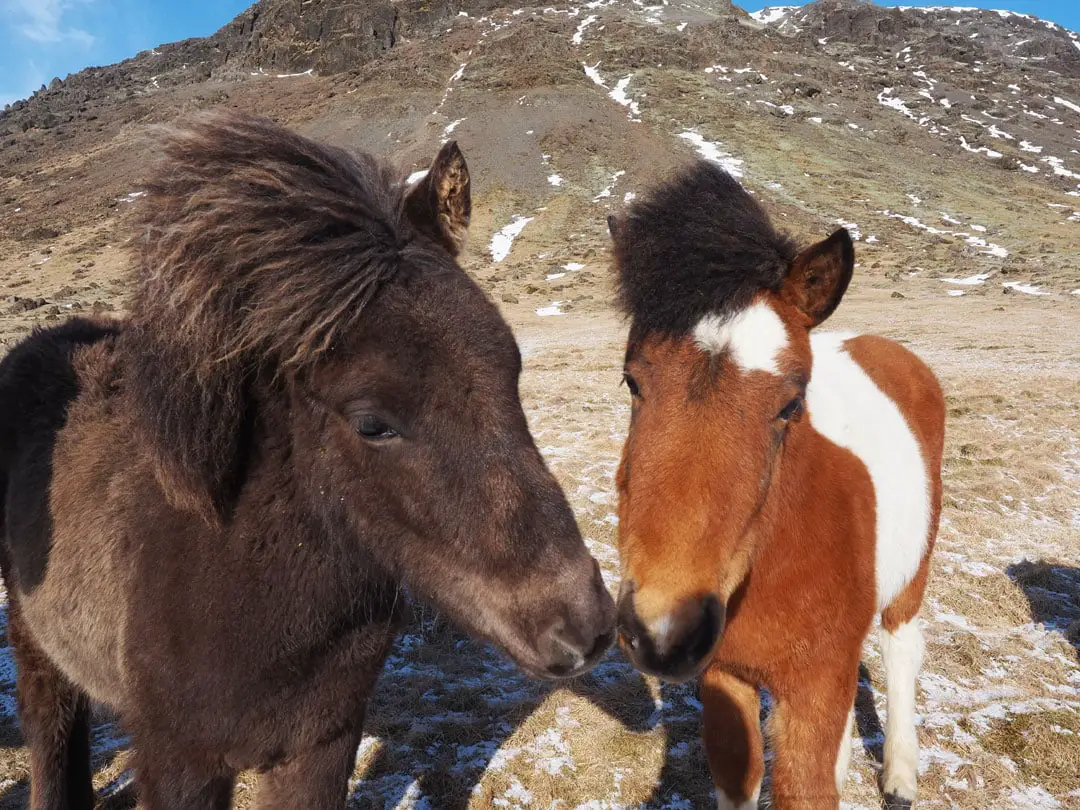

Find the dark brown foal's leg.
[
  {"left": 7, "top": 595, "right": 95, "bottom": 810},
  {"left": 134, "top": 748, "right": 235, "bottom": 810},
  {"left": 252, "top": 730, "right": 362, "bottom": 810}
]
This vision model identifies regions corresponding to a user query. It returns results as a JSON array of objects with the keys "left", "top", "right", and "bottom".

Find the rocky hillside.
[{"left": 1, "top": 0, "right": 1079, "bottom": 322}]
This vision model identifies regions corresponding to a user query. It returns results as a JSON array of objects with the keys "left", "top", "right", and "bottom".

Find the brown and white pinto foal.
[{"left": 608, "top": 163, "right": 945, "bottom": 810}]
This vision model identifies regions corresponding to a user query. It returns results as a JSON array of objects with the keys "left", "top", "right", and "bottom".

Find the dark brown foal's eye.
[
  {"left": 623, "top": 373, "right": 641, "bottom": 398},
  {"left": 356, "top": 414, "right": 399, "bottom": 441},
  {"left": 777, "top": 397, "right": 803, "bottom": 422}
]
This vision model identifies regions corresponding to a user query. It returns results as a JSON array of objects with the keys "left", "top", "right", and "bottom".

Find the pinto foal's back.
[{"left": 608, "top": 163, "right": 944, "bottom": 809}]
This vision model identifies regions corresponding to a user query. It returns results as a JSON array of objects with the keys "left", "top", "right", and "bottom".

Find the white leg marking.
[
  {"left": 807, "top": 333, "right": 932, "bottom": 609},
  {"left": 716, "top": 783, "right": 760, "bottom": 810},
  {"left": 835, "top": 703, "right": 855, "bottom": 793},
  {"left": 693, "top": 301, "right": 789, "bottom": 374},
  {"left": 880, "top": 620, "right": 924, "bottom": 802}
]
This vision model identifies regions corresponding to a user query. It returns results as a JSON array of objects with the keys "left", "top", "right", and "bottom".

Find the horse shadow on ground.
[
  {"left": 353, "top": 605, "right": 716, "bottom": 808},
  {"left": 1006, "top": 560, "right": 1080, "bottom": 663}
]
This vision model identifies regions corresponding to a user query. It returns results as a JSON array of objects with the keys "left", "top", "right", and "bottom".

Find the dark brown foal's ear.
[
  {"left": 405, "top": 140, "right": 471, "bottom": 255},
  {"left": 781, "top": 228, "right": 854, "bottom": 327}
]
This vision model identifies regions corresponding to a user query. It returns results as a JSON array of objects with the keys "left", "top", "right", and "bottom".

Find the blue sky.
[
  {"left": 2, "top": 1, "right": 1078, "bottom": 108},
  {"left": 0, "top": 0, "right": 251, "bottom": 106}
]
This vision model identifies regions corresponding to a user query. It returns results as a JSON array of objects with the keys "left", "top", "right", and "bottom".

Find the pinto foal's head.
[
  {"left": 126, "top": 113, "right": 614, "bottom": 679},
  {"left": 608, "top": 163, "right": 854, "bottom": 682}
]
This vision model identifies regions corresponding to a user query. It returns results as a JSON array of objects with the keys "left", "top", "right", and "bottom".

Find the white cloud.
[{"left": 3, "top": 0, "right": 95, "bottom": 47}]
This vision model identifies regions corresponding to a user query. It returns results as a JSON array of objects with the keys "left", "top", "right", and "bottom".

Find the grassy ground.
[{"left": 0, "top": 286, "right": 1075, "bottom": 809}]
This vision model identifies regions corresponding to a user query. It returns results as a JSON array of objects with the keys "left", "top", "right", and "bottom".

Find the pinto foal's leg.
[
  {"left": 8, "top": 596, "right": 94, "bottom": 810},
  {"left": 252, "top": 729, "right": 362, "bottom": 810},
  {"left": 834, "top": 704, "right": 855, "bottom": 794},
  {"left": 701, "top": 667, "right": 763, "bottom": 810},
  {"left": 768, "top": 667, "right": 858, "bottom": 810},
  {"left": 879, "top": 619, "right": 924, "bottom": 809}
]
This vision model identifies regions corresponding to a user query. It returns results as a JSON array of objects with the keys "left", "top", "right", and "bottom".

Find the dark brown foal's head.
[
  {"left": 127, "top": 113, "right": 614, "bottom": 679},
  {"left": 608, "top": 163, "right": 853, "bottom": 682}
]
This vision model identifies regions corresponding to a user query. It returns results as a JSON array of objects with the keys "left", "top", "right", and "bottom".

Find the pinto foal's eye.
[
  {"left": 355, "top": 415, "right": 399, "bottom": 441},
  {"left": 777, "top": 397, "right": 804, "bottom": 422},
  {"left": 623, "top": 373, "right": 641, "bottom": 398}
]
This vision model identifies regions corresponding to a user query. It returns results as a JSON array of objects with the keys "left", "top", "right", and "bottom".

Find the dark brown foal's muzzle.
[{"left": 533, "top": 558, "right": 616, "bottom": 679}]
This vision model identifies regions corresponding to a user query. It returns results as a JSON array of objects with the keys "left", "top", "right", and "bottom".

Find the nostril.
[
  {"left": 684, "top": 594, "right": 724, "bottom": 664},
  {"left": 549, "top": 634, "right": 585, "bottom": 674}
]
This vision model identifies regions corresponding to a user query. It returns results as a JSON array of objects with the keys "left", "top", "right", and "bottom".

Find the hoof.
[{"left": 883, "top": 794, "right": 913, "bottom": 810}]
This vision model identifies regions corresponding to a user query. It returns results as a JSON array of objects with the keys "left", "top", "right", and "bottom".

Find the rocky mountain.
[{"left": 1, "top": 0, "right": 1079, "bottom": 326}]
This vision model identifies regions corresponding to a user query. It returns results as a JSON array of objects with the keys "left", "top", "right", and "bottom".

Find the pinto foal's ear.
[
  {"left": 405, "top": 140, "right": 471, "bottom": 255},
  {"left": 781, "top": 228, "right": 854, "bottom": 327}
]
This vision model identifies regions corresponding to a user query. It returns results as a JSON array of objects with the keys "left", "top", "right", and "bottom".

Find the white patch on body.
[
  {"left": 806, "top": 332, "right": 931, "bottom": 610},
  {"left": 880, "top": 620, "right": 924, "bottom": 802},
  {"left": 716, "top": 784, "right": 760, "bottom": 810},
  {"left": 693, "top": 301, "right": 788, "bottom": 375},
  {"left": 835, "top": 704, "right": 855, "bottom": 791}
]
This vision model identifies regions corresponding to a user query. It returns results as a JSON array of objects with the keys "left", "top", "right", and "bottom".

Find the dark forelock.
[{"left": 614, "top": 161, "right": 797, "bottom": 337}]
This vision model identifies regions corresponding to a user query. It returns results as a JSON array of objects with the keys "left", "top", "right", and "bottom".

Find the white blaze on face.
[{"left": 692, "top": 300, "right": 788, "bottom": 374}]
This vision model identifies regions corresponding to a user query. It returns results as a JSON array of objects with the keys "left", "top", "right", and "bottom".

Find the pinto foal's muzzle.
[{"left": 616, "top": 583, "right": 725, "bottom": 682}]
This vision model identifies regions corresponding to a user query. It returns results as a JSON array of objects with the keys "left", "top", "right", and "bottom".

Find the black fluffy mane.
[{"left": 613, "top": 161, "right": 797, "bottom": 337}]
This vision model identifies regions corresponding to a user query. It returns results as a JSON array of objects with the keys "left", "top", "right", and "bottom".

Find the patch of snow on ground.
[
  {"left": 1041, "top": 156, "right": 1080, "bottom": 180},
  {"left": 942, "top": 273, "right": 991, "bottom": 285},
  {"left": 1003, "top": 281, "right": 1047, "bottom": 295},
  {"left": 547, "top": 174, "right": 564, "bottom": 187},
  {"left": 609, "top": 75, "right": 641, "bottom": 121},
  {"left": 489, "top": 216, "right": 533, "bottom": 263},
  {"left": 572, "top": 14, "right": 598, "bottom": 44},
  {"left": 878, "top": 88, "right": 918, "bottom": 121},
  {"left": 536, "top": 301, "right": 565, "bottom": 316},
  {"left": 677, "top": 131, "right": 744, "bottom": 178},
  {"left": 880, "top": 210, "right": 1008, "bottom": 257},
  {"left": 593, "top": 170, "right": 626, "bottom": 201},
  {"left": 947, "top": 289, "right": 966, "bottom": 296},
  {"left": 583, "top": 61, "right": 607, "bottom": 88},
  {"left": 117, "top": 191, "right": 146, "bottom": 203},
  {"left": 546, "top": 272, "right": 566, "bottom": 281},
  {"left": 750, "top": 5, "right": 796, "bottom": 24},
  {"left": 564, "top": 262, "right": 585, "bottom": 271},
  {"left": 442, "top": 118, "right": 465, "bottom": 142},
  {"left": 1053, "top": 96, "right": 1080, "bottom": 115},
  {"left": 959, "top": 136, "right": 1003, "bottom": 158}
]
